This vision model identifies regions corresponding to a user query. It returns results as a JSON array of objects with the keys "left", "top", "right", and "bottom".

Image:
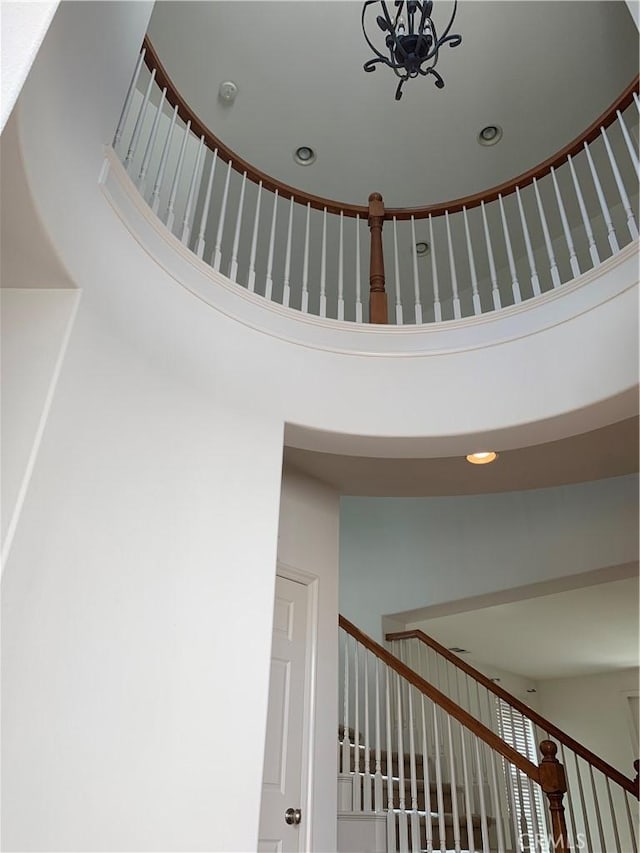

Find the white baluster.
[
  {"left": 474, "top": 737, "right": 491, "bottom": 853},
  {"left": 515, "top": 186, "right": 541, "bottom": 297},
  {"left": 589, "top": 764, "right": 607, "bottom": 852},
  {"left": 574, "top": 753, "right": 594, "bottom": 853},
  {"left": 486, "top": 743, "right": 507, "bottom": 853},
  {"left": 498, "top": 194, "right": 523, "bottom": 303},
  {"left": 616, "top": 109, "right": 640, "bottom": 176},
  {"left": 551, "top": 167, "right": 581, "bottom": 278},
  {"left": 374, "top": 659, "right": 383, "bottom": 812},
  {"left": 137, "top": 87, "right": 167, "bottom": 197},
  {"left": 337, "top": 211, "right": 345, "bottom": 320},
  {"left": 601, "top": 125, "right": 639, "bottom": 239},
  {"left": 396, "top": 673, "right": 409, "bottom": 852},
  {"left": 124, "top": 68, "right": 156, "bottom": 172},
  {"left": 410, "top": 216, "right": 423, "bottom": 324},
  {"left": 584, "top": 141, "right": 620, "bottom": 254},
  {"left": 227, "top": 171, "right": 247, "bottom": 282},
  {"left": 113, "top": 48, "right": 146, "bottom": 151},
  {"left": 393, "top": 217, "right": 403, "bottom": 325},
  {"left": 282, "top": 196, "right": 294, "bottom": 308},
  {"left": 634, "top": 91, "right": 640, "bottom": 114},
  {"left": 463, "top": 206, "right": 482, "bottom": 315},
  {"left": 428, "top": 214, "right": 442, "bottom": 322},
  {"left": 301, "top": 203, "right": 310, "bottom": 314},
  {"left": 247, "top": 181, "right": 262, "bottom": 291},
  {"left": 446, "top": 716, "right": 462, "bottom": 853},
  {"left": 481, "top": 201, "right": 502, "bottom": 309},
  {"left": 165, "top": 119, "right": 191, "bottom": 233},
  {"left": 420, "top": 695, "right": 434, "bottom": 853},
  {"left": 408, "top": 687, "right": 420, "bottom": 852},
  {"left": 625, "top": 790, "right": 638, "bottom": 853},
  {"left": 195, "top": 149, "right": 218, "bottom": 260},
  {"left": 181, "top": 135, "right": 205, "bottom": 247},
  {"left": 355, "top": 215, "right": 363, "bottom": 323},
  {"left": 353, "top": 642, "right": 361, "bottom": 811},
  {"left": 264, "top": 189, "right": 278, "bottom": 300},
  {"left": 460, "top": 726, "right": 475, "bottom": 853},
  {"left": 432, "top": 706, "right": 447, "bottom": 853},
  {"left": 559, "top": 743, "right": 579, "bottom": 851},
  {"left": 386, "top": 666, "right": 397, "bottom": 853},
  {"left": 567, "top": 154, "right": 600, "bottom": 268},
  {"left": 342, "top": 632, "right": 351, "bottom": 774},
  {"left": 150, "top": 104, "right": 178, "bottom": 216},
  {"left": 605, "top": 776, "right": 622, "bottom": 852},
  {"left": 533, "top": 177, "right": 562, "bottom": 288},
  {"left": 320, "top": 207, "right": 327, "bottom": 318},
  {"left": 445, "top": 211, "right": 461, "bottom": 318},
  {"left": 213, "top": 159, "right": 232, "bottom": 272},
  {"left": 363, "top": 650, "right": 372, "bottom": 811}
]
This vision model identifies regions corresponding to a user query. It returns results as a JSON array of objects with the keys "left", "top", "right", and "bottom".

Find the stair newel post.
[
  {"left": 539, "top": 740, "right": 569, "bottom": 853},
  {"left": 633, "top": 759, "right": 639, "bottom": 799},
  {"left": 368, "top": 192, "right": 388, "bottom": 324}
]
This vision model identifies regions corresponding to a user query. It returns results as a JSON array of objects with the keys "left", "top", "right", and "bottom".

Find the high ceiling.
[{"left": 147, "top": 1, "right": 638, "bottom": 208}]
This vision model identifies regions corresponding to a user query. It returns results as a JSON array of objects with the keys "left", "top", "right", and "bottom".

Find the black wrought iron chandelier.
[{"left": 362, "top": 0, "right": 462, "bottom": 100}]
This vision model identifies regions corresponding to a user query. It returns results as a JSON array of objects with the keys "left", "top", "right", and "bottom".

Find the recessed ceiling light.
[
  {"left": 294, "top": 146, "right": 316, "bottom": 166},
  {"left": 478, "top": 125, "right": 503, "bottom": 146},
  {"left": 466, "top": 451, "right": 498, "bottom": 465},
  {"left": 415, "top": 241, "right": 430, "bottom": 257},
  {"left": 219, "top": 81, "right": 238, "bottom": 103}
]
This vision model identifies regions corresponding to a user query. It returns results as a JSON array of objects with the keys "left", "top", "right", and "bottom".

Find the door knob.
[{"left": 284, "top": 807, "right": 302, "bottom": 825}]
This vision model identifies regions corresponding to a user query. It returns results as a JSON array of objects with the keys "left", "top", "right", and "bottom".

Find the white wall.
[
  {"left": 536, "top": 669, "right": 639, "bottom": 776},
  {"left": 340, "top": 476, "right": 639, "bottom": 640},
  {"left": 277, "top": 466, "right": 340, "bottom": 853}
]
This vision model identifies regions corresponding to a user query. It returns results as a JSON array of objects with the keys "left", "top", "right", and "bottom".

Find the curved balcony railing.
[{"left": 112, "top": 39, "right": 639, "bottom": 325}]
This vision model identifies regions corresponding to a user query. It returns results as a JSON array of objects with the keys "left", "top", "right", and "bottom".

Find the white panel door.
[{"left": 258, "top": 575, "right": 309, "bottom": 853}]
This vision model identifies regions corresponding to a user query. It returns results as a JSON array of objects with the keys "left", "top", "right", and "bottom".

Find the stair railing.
[
  {"left": 110, "top": 37, "right": 638, "bottom": 326},
  {"left": 387, "top": 628, "right": 639, "bottom": 853},
  {"left": 340, "top": 615, "right": 571, "bottom": 853}
]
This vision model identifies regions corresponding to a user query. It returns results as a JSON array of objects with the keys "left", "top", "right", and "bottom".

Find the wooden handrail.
[
  {"left": 141, "top": 34, "right": 638, "bottom": 221},
  {"left": 340, "top": 614, "right": 540, "bottom": 782},
  {"left": 387, "top": 628, "right": 638, "bottom": 795}
]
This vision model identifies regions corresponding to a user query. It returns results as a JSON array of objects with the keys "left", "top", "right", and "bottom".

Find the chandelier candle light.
[{"left": 362, "top": 0, "right": 462, "bottom": 100}]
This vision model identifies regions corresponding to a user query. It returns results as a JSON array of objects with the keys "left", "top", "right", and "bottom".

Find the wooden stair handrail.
[
  {"left": 340, "top": 615, "right": 540, "bottom": 783},
  {"left": 387, "top": 628, "right": 638, "bottom": 796},
  {"left": 141, "top": 36, "right": 638, "bottom": 221}
]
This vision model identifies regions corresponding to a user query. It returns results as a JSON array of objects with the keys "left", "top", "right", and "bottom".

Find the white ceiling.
[
  {"left": 404, "top": 575, "right": 640, "bottom": 680},
  {"left": 147, "top": 1, "right": 638, "bottom": 208}
]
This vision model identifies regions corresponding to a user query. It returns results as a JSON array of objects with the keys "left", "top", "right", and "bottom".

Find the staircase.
[{"left": 337, "top": 616, "right": 640, "bottom": 853}]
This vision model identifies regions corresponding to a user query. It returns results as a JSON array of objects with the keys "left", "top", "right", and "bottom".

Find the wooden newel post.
[
  {"left": 539, "top": 740, "right": 569, "bottom": 853},
  {"left": 633, "top": 758, "right": 639, "bottom": 799},
  {"left": 368, "top": 192, "right": 388, "bottom": 324}
]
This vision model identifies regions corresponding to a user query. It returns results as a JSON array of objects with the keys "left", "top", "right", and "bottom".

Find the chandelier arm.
[
  {"left": 437, "top": 0, "right": 459, "bottom": 44},
  {"left": 426, "top": 66, "right": 445, "bottom": 88},
  {"left": 361, "top": 1, "right": 390, "bottom": 62},
  {"left": 441, "top": 33, "right": 462, "bottom": 48}
]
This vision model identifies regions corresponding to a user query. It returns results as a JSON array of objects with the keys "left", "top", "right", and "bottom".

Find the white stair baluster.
[
  {"left": 428, "top": 214, "right": 442, "bottom": 322},
  {"left": 432, "top": 706, "right": 447, "bottom": 853},
  {"left": 533, "top": 177, "right": 562, "bottom": 288},
  {"left": 320, "top": 207, "right": 327, "bottom": 318},
  {"left": 337, "top": 211, "right": 345, "bottom": 320},
  {"left": 181, "top": 135, "right": 205, "bottom": 247},
  {"left": 445, "top": 211, "right": 461, "bottom": 318},
  {"left": 212, "top": 159, "right": 232, "bottom": 271},
  {"left": 227, "top": 171, "right": 247, "bottom": 282},
  {"left": 460, "top": 726, "right": 476, "bottom": 853},
  {"left": 386, "top": 666, "right": 397, "bottom": 853},
  {"left": 363, "top": 649, "right": 372, "bottom": 811},
  {"left": 551, "top": 167, "right": 581, "bottom": 277},
  {"left": 246, "top": 180, "right": 262, "bottom": 291},
  {"left": 463, "top": 206, "right": 482, "bottom": 314},
  {"left": 301, "top": 203, "right": 310, "bottom": 314},
  {"left": 474, "top": 737, "right": 491, "bottom": 853},
  {"left": 113, "top": 48, "right": 146, "bottom": 151},
  {"left": 567, "top": 154, "right": 600, "bottom": 267},
  {"left": 515, "top": 186, "right": 542, "bottom": 297},
  {"left": 374, "top": 658, "right": 383, "bottom": 812},
  {"left": 498, "top": 194, "right": 523, "bottom": 302},
  {"left": 588, "top": 764, "right": 607, "bottom": 852},
  {"left": 486, "top": 742, "right": 507, "bottom": 853},
  {"left": 150, "top": 104, "right": 178, "bottom": 216},
  {"left": 616, "top": 108, "right": 640, "bottom": 176},
  {"left": 408, "top": 687, "right": 420, "bottom": 852},
  {"left": 124, "top": 68, "right": 156, "bottom": 171},
  {"left": 410, "top": 216, "right": 423, "bottom": 324},
  {"left": 396, "top": 672, "right": 409, "bottom": 852},
  {"left": 574, "top": 753, "right": 594, "bottom": 853},
  {"left": 605, "top": 776, "right": 622, "bottom": 852},
  {"left": 195, "top": 149, "right": 218, "bottom": 260},
  {"left": 420, "top": 695, "right": 434, "bottom": 853},
  {"left": 600, "top": 124, "right": 639, "bottom": 239},
  {"left": 625, "top": 790, "right": 638, "bottom": 853},
  {"left": 355, "top": 215, "right": 363, "bottom": 323},
  {"left": 165, "top": 119, "right": 191, "bottom": 233},
  {"left": 393, "top": 217, "right": 403, "bottom": 325},
  {"left": 353, "top": 641, "right": 361, "bottom": 811},
  {"left": 137, "top": 86, "right": 167, "bottom": 197},
  {"left": 282, "top": 196, "right": 294, "bottom": 308},
  {"left": 560, "top": 743, "right": 579, "bottom": 851},
  {"left": 481, "top": 200, "right": 502, "bottom": 309},
  {"left": 584, "top": 140, "right": 620, "bottom": 253},
  {"left": 264, "top": 189, "right": 278, "bottom": 300},
  {"left": 446, "top": 716, "right": 462, "bottom": 853},
  {"left": 342, "top": 632, "right": 351, "bottom": 774}
]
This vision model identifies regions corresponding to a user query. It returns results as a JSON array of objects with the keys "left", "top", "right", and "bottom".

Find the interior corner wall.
[
  {"left": 536, "top": 669, "right": 639, "bottom": 775},
  {"left": 278, "top": 466, "right": 340, "bottom": 853},
  {"left": 339, "top": 476, "right": 639, "bottom": 640},
  {"left": 1, "top": 302, "right": 286, "bottom": 852}
]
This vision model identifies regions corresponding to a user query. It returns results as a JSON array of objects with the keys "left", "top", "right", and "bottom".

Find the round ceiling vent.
[
  {"left": 478, "top": 125, "right": 503, "bottom": 146},
  {"left": 294, "top": 146, "right": 317, "bottom": 166}
]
